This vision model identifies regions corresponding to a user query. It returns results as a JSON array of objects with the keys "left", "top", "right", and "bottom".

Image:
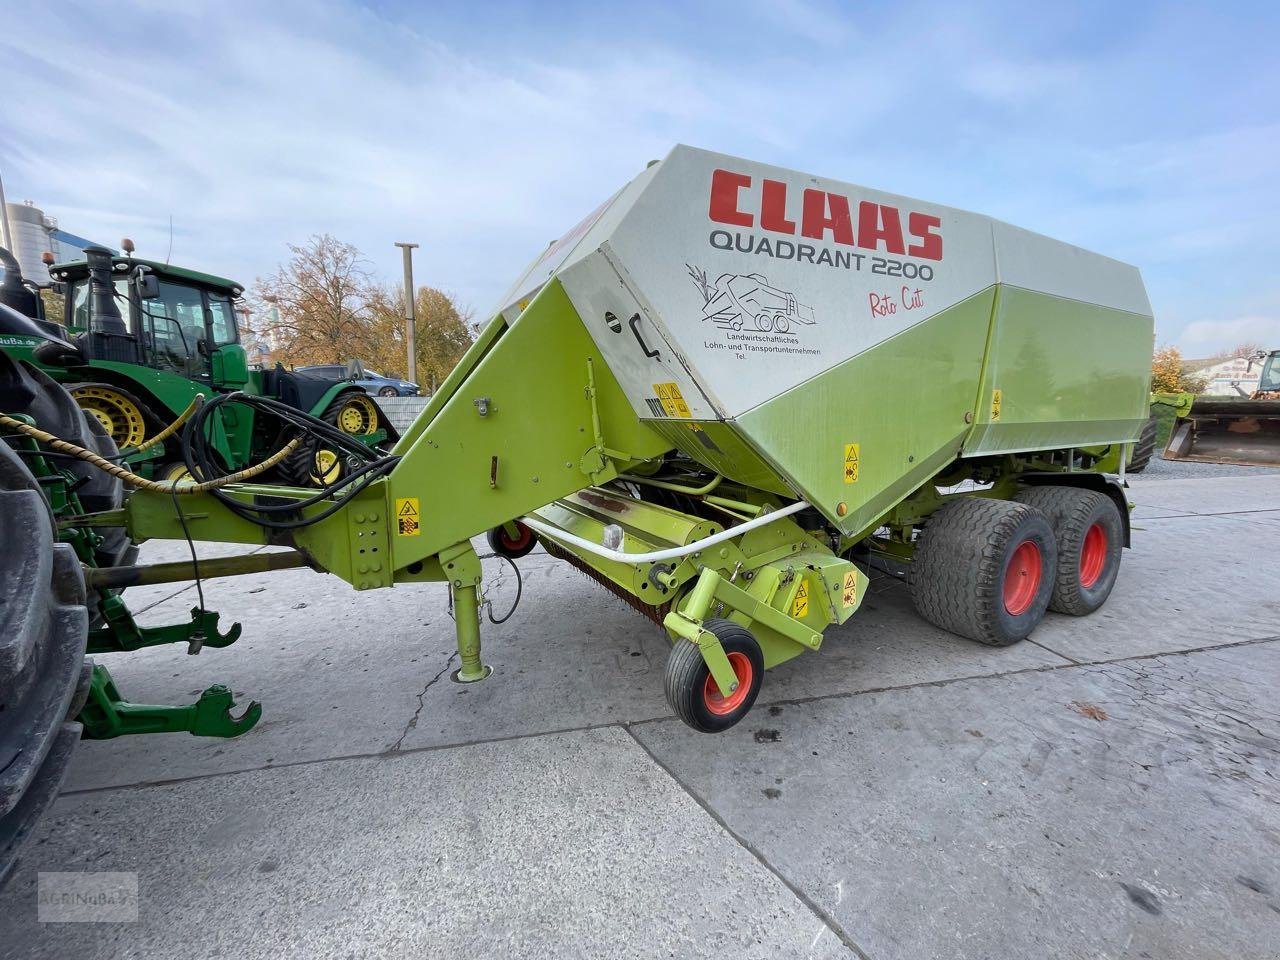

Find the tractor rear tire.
[
  {"left": 1014, "top": 486, "right": 1124, "bottom": 616},
  {"left": 1127, "top": 414, "right": 1158, "bottom": 473},
  {"left": 664, "top": 619, "right": 763, "bottom": 733},
  {"left": 910, "top": 498, "right": 1058, "bottom": 646},
  {"left": 0, "top": 439, "right": 90, "bottom": 886}
]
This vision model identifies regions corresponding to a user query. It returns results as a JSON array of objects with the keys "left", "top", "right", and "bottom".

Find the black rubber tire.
[
  {"left": 378, "top": 387, "right": 397, "bottom": 397},
  {"left": 1127, "top": 414, "right": 1158, "bottom": 473},
  {"left": 0, "top": 355, "right": 134, "bottom": 607},
  {"left": 1014, "top": 486, "right": 1124, "bottom": 616},
  {"left": 0, "top": 439, "right": 89, "bottom": 886},
  {"left": 277, "top": 395, "right": 349, "bottom": 487},
  {"left": 486, "top": 521, "right": 538, "bottom": 559},
  {"left": 82, "top": 413, "right": 138, "bottom": 570},
  {"left": 664, "top": 619, "right": 764, "bottom": 733},
  {"left": 910, "top": 499, "right": 1058, "bottom": 646}
]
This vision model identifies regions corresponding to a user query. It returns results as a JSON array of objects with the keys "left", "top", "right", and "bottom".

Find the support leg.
[{"left": 450, "top": 581, "right": 492, "bottom": 682}]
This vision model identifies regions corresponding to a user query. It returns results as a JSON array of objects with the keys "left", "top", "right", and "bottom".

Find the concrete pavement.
[{"left": 2, "top": 471, "right": 1278, "bottom": 958}]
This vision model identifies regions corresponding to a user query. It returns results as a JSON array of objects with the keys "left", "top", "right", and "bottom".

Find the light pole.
[{"left": 394, "top": 242, "right": 419, "bottom": 386}]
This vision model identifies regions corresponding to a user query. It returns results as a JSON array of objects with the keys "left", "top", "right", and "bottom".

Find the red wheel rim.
[
  {"left": 500, "top": 522, "right": 533, "bottom": 552},
  {"left": 1003, "top": 540, "right": 1042, "bottom": 616},
  {"left": 703, "top": 652, "right": 753, "bottom": 716},
  {"left": 1079, "top": 522, "right": 1107, "bottom": 588}
]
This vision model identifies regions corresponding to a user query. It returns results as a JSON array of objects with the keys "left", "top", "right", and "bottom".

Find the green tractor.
[{"left": 0, "top": 243, "right": 396, "bottom": 484}]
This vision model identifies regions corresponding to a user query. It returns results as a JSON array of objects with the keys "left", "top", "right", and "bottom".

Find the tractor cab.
[
  {"left": 49, "top": 245, "right": 250, "bottom": 389},
  {"left": 1252, "top": 350, "right": 1280, "bottom": 397}
]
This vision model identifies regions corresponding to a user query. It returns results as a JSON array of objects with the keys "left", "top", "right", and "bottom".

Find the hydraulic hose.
[{"left": 0, "top": 412, "right": 300, "bottom": 493}]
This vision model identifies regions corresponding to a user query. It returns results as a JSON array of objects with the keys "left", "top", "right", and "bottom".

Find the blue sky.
[{"left": 1, "top": 0, "right": 1276, "bottom": 354}]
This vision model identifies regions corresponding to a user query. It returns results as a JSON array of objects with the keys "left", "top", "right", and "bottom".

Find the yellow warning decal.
[
  {"left": 843, "top": 443, "right": 860, "bottom": 484},
  {"left": 991, "top": 388, "right": 1002, "bottom": 422},
  {"left": 842, "top": 570, "right": 858, "bottom": 608},
  {"left": 652, "top": 382, "right": 692, "bottom": 419},
  {"left": 395, "top": 497, "right": 421, "bottom": 537},
  {"left": 791, "top": 579, "right": 810, "bottom": 618}
]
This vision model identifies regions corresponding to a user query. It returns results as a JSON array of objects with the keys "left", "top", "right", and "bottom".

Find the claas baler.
[{"left": 1, "top": 146, "right": 1155, "bottom": 863}]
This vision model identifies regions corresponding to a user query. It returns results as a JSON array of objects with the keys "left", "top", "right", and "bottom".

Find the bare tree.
[{"left": 251, "top": 235, "right": 376, "bottom": 366}]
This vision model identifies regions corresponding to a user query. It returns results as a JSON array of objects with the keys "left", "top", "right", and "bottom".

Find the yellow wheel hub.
[
  {"left": 312, "top": 448, "right": 342, "bottom": 485},
  {"left": 71, "top": 385, "right": 147, "bottom": 448},
  {"left": 158, "top": 462, "right": 193, "bottom": 483},
  {"left": 335, "top": 394, "right": 379, "bottom": 436}
]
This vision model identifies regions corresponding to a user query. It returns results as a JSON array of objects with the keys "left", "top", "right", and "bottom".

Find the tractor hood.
[{"left": 0, "top": 302, "right": 77, "bottom": 352}]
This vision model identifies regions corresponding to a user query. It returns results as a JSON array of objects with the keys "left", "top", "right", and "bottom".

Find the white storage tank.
[{"left": 5, "top": 201, "right": 54, "bottom": 284}]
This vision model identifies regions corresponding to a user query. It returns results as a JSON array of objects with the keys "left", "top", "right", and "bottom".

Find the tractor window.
[
  {"left": 140, "top": 281, "right": 205, "bottom": 376},
  {"left": 1260, "top": 355, "right": 1280, "bottom": 393},
  {"left": 68, "top": 279, "right": 131, "bottom": 332},
  {"left": 207, "top": 293, "right": 238, "bottom": 345}
]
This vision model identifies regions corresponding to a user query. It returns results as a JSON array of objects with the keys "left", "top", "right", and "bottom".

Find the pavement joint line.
[
  {"left": 56, "top": 634, "right": 1280, "bottom": 798},
  {"left": 56, "top": 718, "right": 660, "bottom": 798},
  {"left": 620, "top": 725, "right": 873, "bottom": 960},
  {"left": 1024, "top": 637, "right": 1081, "bottom": 665}
]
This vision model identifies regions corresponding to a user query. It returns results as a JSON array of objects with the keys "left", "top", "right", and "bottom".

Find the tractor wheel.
[
  {"left": 332, "top": 392, "right": 381, "bottom": 437},
  {"left": 277, "top": 391, "right": 380, "bottom": 487},
  {"left": 0, "top": 356, "right": 136, "bottom": 617},
  {"left": 82, "top": 414, "right": 139, "bottom": 571},
  {"left": 67, "top": 382, "right": 151, "bottom": 449},
  {"left": 910, "top": 499, "right": 1057, "bottom": 646},
  {"left": 1014, "top": 486, "right": 1124, "bottom": 616},
  {"left": 156, "top": 461, "right": 194, "bottom": 483},
  {"left": 0, "top": 358, "right": 135, "bottom": 570},
  {"left": 0, "top": 437, "right": 90, "bottom": 885},
  {"left": 1127, "top": 414, "right": 1158, "bottom": 473},
  {"left": 664, "top": 619, "right": 764, "bottom": 733},
  {"left": 486, "top": 521, "right": 538, "bottom": 559}
]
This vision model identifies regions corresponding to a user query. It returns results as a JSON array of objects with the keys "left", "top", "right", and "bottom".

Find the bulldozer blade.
[{"left": 1164, "top": 398, "right": 1280, "bottom": 466}]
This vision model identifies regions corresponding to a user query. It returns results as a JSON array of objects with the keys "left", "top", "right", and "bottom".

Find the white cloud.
[
  {"left": 1178, "top": 315, "right": 1280, "bottom": 352},
  {"left": 0, "top": 0, "right": 1276, "bottom": 344}
]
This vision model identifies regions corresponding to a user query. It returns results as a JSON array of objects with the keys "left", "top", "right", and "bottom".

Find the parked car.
[{"left": 297, "top": 364, "right": 420, "bottom": 397}]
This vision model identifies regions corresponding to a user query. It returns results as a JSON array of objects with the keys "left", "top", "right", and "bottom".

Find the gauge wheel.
[
  {"left": 664, "top": 619, "right": 764, "bottom": 733},
  {"left": 486, "top": 521, "right": 538, "bottom": 559},
  {"left": 67, "top": 383, "right": 151, "bottom": 449},
  {"left": 333, "top": 393, "right": 381, "bottom": 436}
]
